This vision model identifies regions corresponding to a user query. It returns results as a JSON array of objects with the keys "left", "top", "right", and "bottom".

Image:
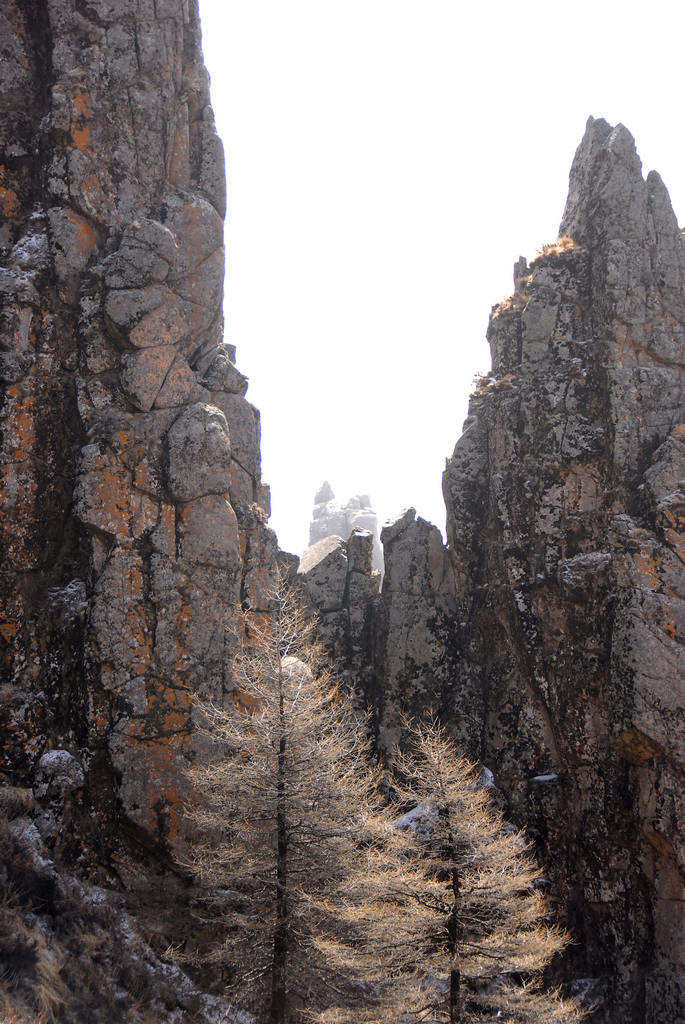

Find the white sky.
[{"left": 198, "top": 0, "right": 684, "bottom": 556}]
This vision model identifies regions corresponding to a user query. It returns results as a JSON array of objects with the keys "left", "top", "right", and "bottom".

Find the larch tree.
[
  {"left": 313, "top": 716, "right": 587, "bottom": 1024},
  {"left": 183, "top": 576, "right": 381, "bottom": 1024}
]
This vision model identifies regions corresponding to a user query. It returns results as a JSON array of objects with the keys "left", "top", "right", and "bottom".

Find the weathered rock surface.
[
  {"left": 326, "top": 118, "right": 683, "bottom": 1024},
  {"left": 308, "top": 480, "right": 383, "bottom": 571},
  {"left": 371, "top": 510, "right": 458, "bottom": 749},
  {"left": 438, "top": 119, "right": 684, "bottom": 1023},
  {"left": 1, "top": 8, "right": 682, "bottom": 1021},
  {"left": 301, "top": 156, "right": 684, "bottom": 1000},
  {"left": 0, "top": 5, "right": 277, "bottom": 1011},
  {"left": 298, "top": 528, "right": 380, "bottom": 692}
]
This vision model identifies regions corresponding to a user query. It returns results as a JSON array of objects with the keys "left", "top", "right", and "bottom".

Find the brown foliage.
[
  {"left": 312, "top": 717, "right": 587, "bottom": 1024},
  {"left": 182, "top": 578, "right": 585, "bottom": 1024},
  {"left": 0, "top": 806, "right": 191, "bottom": 1023},
  {"left": 183, "top": 575, "right": 382, "bottom": 1024},
  {"left": 536, "top": 235, "right": 576, "bottom": 258}
]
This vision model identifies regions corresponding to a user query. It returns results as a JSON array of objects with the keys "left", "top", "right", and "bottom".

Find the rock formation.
[
  {"left": 372, "top": 119, "right": 683, "bottom": 1024},
  {"left": 0, "top": 3, "right": 681, "bottom": 1019},
  {"left": 0, "top": 0, "right": 276, "bottom": 1017},
  {"left": 297, "top": 529, "right": 380, "bottom": 697},
  {"left": 1, "top": 0, "right": 277, "bottom": 850},
  {"left": 308, "top": 481, "right": 383, "bottom": 571}
]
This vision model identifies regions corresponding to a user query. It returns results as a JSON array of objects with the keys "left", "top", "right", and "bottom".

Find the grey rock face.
[
  {"left": 102, "top": 218, "right": 176, "bottom": 289},
  {"left": 308, "top": 481, "right": 383, "bottom": 571},
  {"left": 298, "top": 535, "right": 349, "bottom": 612},
  {"left": 298, "top": 528, "right": 380, "bottom": 692},
  {"left": 333, "top": 118, "right": 684, "bottom": 1024},
  {"left": 439, "top": 118, "right": 685, "bottom": 1024},
  {"left": 33, "top": 750, "right": 85, "bottom": 800},
  {"left": 299, "top": 510, "right": 456, "bottom": 748},
  {"left": 0, "top": 0, "right": 277, "bottom": 872},
  {"left": 178, "top": 494, "right": 240, "bottom": 569},
  {"left": 166, "top": 403, "right": 232, "bottom": 502},
  {"left": 372, "top": 510, "right": 458, "bottom": 752}
]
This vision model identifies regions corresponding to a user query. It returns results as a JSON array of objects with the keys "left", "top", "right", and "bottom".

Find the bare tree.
[
  {"left": 185, "top": 578, "right": 585, "bottom": 1024},
  {"left": 313, "top": 716, "right": 586, "bottom": 1024},
  {"left": 184, "top": 578, "right": 380, "bottom": 1024}
]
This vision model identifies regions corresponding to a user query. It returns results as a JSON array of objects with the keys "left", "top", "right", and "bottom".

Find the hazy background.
[{"left": 197, "top": 0, "right": 684, "bottom": 555}]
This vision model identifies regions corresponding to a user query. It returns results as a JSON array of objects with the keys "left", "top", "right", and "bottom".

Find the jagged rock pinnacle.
[
  {"left": 314, "top": 480, "right": 335, "bottom": 504},
  {"left": 308, "top": 484, "right": 383, "bottom": 571},
  {"left": 559, "top": 115, "right": 681, "bottom": 251}
]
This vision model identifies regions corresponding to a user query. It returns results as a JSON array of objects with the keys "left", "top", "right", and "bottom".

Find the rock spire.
[
  {"left": 437, "top": 117, "right": 683, "bottom": 1023},
  {"left": 308, "top": 481, "right": 383, "bottom": 571},
  {"left": 319, "top": 115, "right": 684, "bottom": 1024}
]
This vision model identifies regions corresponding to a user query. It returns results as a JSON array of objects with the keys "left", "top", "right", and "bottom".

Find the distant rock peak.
[{"left": 308, "top": 482, "right": 383, "bottom": 572}]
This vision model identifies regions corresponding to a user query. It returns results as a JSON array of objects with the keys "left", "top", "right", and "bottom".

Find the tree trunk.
[
  {"left": 449, "top": 963, "right": 461, "bottom": 1024},
  {"left": 270, "top": 657, "right": 288, "bottom": 1024},
  {"left": 442, "top": 809, "right": 461, "bottom": 1024}
]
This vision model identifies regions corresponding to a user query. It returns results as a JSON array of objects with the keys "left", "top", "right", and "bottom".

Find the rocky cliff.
[
  {"left": 370, "top": 119, "right": 683, "bottom": 1024},
  {"left": 308, "top": 481, "right": 383, "bottom": 571},
  {"left": 0, "top": 4, "right": 682, "bottom": 1021},
  {"left": 1, "top": 0, "right": 277, "bottom": 852},
  {"left": 0, "top": 0, "right": 276, "bottom": 1018}
]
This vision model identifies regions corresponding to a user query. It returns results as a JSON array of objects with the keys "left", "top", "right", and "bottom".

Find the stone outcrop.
[
  {"left": 273, "top": 119, "right": 685, "bottom": 1023},
  {"left": 0, "top": 0, "right": 276, "bottom": 903},
  {"left": 371, "top": 509, "right": 458, "bottom": 749},
  {"left": 297, "top": 529, "right": 380, "bottom": 695},
  {"left": 308, "top": 481, "right": 383, "bottom": 571},
  {"left": 1, "top": 6, "right": 682, "bottom": 1019},
  {"left": 371, "top": 118, "right": 683, "bottom": 1024}
]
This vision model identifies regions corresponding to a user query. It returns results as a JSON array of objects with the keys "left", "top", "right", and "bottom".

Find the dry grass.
[
  {"left": 492, "top": 237, "right": 576, "bottom": 317},
  {"left": 493, "top": 284, "right": 530, "bottom": 315},
  {"left": 0, "top": 871, "right": 69, "bottom": 1024},
  {"left": 472, "top": 370, "right": 517, "bottom": 396},
  {"left": 0, "top": 808, "right": 176, "bottom": 1024},
  {"left": 472, "top": 371, "right": 495, "bottom": 397},
  {"left": 536, "top": 234, "right": 576, "bottom": 258},
  {"left": 0, "top": 788, "right": 35, "bottom": 818},
  {"left": 0, "top": 1009, "right": 40, "bottom": 1023},
  {"left": 35, "top": 946, "right": 69, "bottom": 1023}
]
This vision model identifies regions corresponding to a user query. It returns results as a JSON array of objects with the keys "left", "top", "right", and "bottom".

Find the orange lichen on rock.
[
  {"left": 0, "top": 615, "right": 22, "bottom": 676},
  {"left": 0, "top": 163, "right": 21, "bottom": 217},
  {"left": 91, "top": 548, "right": 153, "bottom": 683},
  {"left": 80, "top": 170, "right": 114, "bottom": 218},
  {"left": 66, "top": 208, "right": 97, "bottom": 253},
  {"left": 113, "top": 721, "right": 190, "bottom": 847},
  {"left": 3, "top": 386, "right": 37, "bottom": 461},
  {"left": 144, "top": 679, "right": 193, "bottom": 736},
  {"left": 0, "top": 619, "right": 20, "bottom": 645},
  {"left": 168, "top": 124, "right": 190, "bottom": 185},
  {"left": 75, "top": 446, "right": 157, "bottom": 541},
  {"left": 70, "top": 92, "right": 92, "bottom": 150},
  {"left": 0, "top": 184, "right": 20, "bottom": 218},
  {"left": 132, "top": 457, "right": 161, "bottom": 496},
  {"left": 663, "top": 529, "right": 684, "bottom": 564},
  {"left": 635, "top": 549, "right": 664, "bottom": 590},
  {"left": 123, "top": 593, "right": 153, "bottom": 679},
  {"left": 0, "top": 389, "right": 40, "bottom": 568},
  {"left": 173, "top": 603, "right": 194, "bottom": 682},
  {"left": 613, "top": 727, "right": 663, "bottom": 766},
  {"left": 661, "top": 612, "right": 677, "bottom": 641},
  {"left": 88, "top": 697, "right": 110, "bottom": 742}
]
